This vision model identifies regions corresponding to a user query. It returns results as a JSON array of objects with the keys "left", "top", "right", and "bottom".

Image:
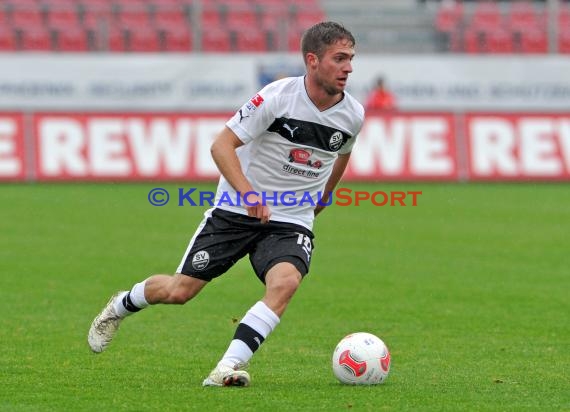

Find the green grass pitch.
[{"left": 1, "top": 182, "right": 568, "bottom": 411}]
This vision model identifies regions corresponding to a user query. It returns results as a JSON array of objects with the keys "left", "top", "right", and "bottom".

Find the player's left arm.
[{"left": 314, "top": 152, "right": 351, "bottom": 216}]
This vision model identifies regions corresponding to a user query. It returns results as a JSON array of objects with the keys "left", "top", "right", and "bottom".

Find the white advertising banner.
[
  {"left": 349, "top": 56, "right": 570, "bottom": 111},
  {"left": 0, "top": 54, "right": 569, "bottom": 111},
  {"left": 0, "top": 55, "right": 257, "bottom": 111}
]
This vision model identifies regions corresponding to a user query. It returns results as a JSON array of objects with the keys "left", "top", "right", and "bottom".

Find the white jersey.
[{"left": 213, "top": 76, "right": 365, "bottom": 230}]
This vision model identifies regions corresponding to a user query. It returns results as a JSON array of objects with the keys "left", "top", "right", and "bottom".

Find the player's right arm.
[{"left": 210, "top": 126, "right": 271, "bottom": 223}]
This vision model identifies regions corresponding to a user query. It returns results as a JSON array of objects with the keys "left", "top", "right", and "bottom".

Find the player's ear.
[{"left": 306, "top": 52, "right": 319, "bottom": 69}]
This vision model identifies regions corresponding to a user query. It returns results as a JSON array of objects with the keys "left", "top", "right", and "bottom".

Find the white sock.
[
  {"left": 130, "top": 280, "right": 149, "bottom": 308},
  {"left": 113, "top": 280, "right": 149, "bottom": 317},
  {"left": 219, "top": 301, "right": 280, "bottom": 368}
]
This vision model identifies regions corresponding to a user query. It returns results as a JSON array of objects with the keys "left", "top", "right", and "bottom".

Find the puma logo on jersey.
[
  {"left": 283, "top": 123, "right": 299, "bottom": 138},
  {"left": 239, "top": 109, "right": 250, "bottom": 123}
]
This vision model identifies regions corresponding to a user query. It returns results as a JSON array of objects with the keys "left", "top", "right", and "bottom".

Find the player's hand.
[
  {"left": 314, "top": 204, "right": 326, "bottom": 216},
  {"left": 244, "top": 193, "right": 271, "bottom": 224},
  {"left": 314, "top": 192, "right": 331, "bottom": 216}
]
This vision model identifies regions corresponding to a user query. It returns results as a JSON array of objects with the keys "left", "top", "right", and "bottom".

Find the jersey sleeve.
[
  {"left": 338, "top": 135, "right": 357, "bottom": 155},
  {"left": 226, "top": 89, "right": 275, "bottom": 144},
  {"left": 337, "top": 102, "right": 365, "bottom": 155}
]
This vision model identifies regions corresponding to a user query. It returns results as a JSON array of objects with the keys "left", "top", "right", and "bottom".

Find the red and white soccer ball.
[{"left": 332, "top": 332, "right": 391, "bottom": 385}]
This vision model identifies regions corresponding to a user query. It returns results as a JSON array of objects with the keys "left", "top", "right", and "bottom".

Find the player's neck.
[{"left": 304, "top": 76, "right": 343, "bottom": 112}]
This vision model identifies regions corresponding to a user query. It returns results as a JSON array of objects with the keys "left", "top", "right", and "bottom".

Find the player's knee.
[
  {"left": 283, "top": 274, "right": 301, "bottom": 294},
  {"left": 163, "top": 274, "right": 206, "bottom": 304},
  {"left": 269, "top": 272, "right": 301, "bottom": 297}
]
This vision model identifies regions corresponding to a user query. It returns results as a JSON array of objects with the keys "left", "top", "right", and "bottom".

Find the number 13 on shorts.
[{"left": 296, "top": 233, "right": 313, "bottom": 261}]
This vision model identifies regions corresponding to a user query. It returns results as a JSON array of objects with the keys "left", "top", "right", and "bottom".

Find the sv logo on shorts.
[{"left": 192, "top": 250, "right": 210, "bottom": 271}]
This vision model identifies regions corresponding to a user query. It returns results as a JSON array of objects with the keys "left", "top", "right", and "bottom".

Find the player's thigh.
[
  {"left": 177, "top": 209, "right": 257, "bottom": 281},
  {"left": 249, "top": 227, "right": 315, "bottom": 283}
]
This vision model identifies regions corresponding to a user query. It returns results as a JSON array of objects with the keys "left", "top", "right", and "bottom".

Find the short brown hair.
[{"left": 301, "top": 21, "right": 356, "bottom": 63}]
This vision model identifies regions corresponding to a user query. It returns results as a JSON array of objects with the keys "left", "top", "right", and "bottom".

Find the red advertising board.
[
  {"left": 345, "top": 113, "right": 458, "bottom": 181},
  {"left": 33, "top": 113, "right": 229, "bottom": 181},
  {"left": 0, "top": 114, "right": 26, "bottom": 181},
  {"left": 465, "top": 113, "right": 570, "bottom": 180},
  {"left": 1, "top": 111, "right": 569, "bottom": 181}
]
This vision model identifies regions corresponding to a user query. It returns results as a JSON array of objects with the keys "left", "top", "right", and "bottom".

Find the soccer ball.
[{"left": 332, "top": 332, "right": 391, "bottom": 385}]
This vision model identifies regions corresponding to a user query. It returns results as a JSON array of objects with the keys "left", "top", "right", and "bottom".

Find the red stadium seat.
[
  {"left": 128, "top": 28, "right": 160, "bottom": 52},
  {"left": 79, "top": 0, "right": 113, "bottom": 10},
  {"left": 215, "top": 0, "right": 250, "bottom": 4},
  {"left": 201, "top": 7, "right": 223, "bottom": 28},
  {"left": 294, "top": 7, "right": 326, "bottom": 30},
  {"left": 82, "top": 9, "right": 113, "bottom": 30},
  {"left": 0, "top": 27, "right": 17, "bottom": 50},
  {"left": 519, "top": 29, "right": 547, "bottom": 54},
  {"left": 116, "top": 10, "right": 151, "bottom": 29},
  {"left": 559, "top": 5, "right": 570, "bottom": 29},
  {"left": 226, "top": 9, "right": 258, "bottom": 30},
  {"left": 46, "top": 9, "right": 81, "bottom": 29},
  {"left": 149, "top": 0, "right": 180, "bottom": 7},
  {"left": 257, "top": 0, "right": 289, "bottom": 16},
  {"left": 10, "top": 8, "right": 45, "bottom": 29},
  {"left": 287, "top": 28, "right": 303, "bottom": 52},
  {"left": 216, "top": 0, "right": 251, "bottom": 7},
  {"left": 115, "top": 0, "right": 149, "bottom": 12},
  {"left": 40, "top": 0, "right": 77, "bottom": 7},
  {"left": 259, "top": 6, "right": 287, "bottom": 30},
  {"left": 484, "top": 28, "right": 514, "bottom": 54},
  {"left": 55, "top": 27, "right": 89, "bottom": 51},
  {"left": 153, "top": 8, "right": 188, "bottom": 31},
  {"left": 261, "top": 28, "right": 280, "bottom": 51},
  {"left": 508, "top": 1, "right": 544, "bottom": 32},
  {"left": 161, "top": 27, "right": 192, "bottom": 51},
  {"left": 19, "top": 27, "right": 52, "bottom": 51},
  {"left": 559, "top": 28, "right": 570, "bottom": 54},
  {"left": 201, "top": 28, "right": 231, "bottom": 52},
  {"left": 234, "top": 28, "right": 267, "bottom": 52},
  {"left": 435, "top": 1, "right": 464, "bottom": 33},
  {"left": 462, "top": 28, "right": 481, "bottom": 54},
  {"left": 470, "top": 2, "right": 503, "bottom": 32},
  {"left": 4, "top": 0, "right": 39, "bottom": 9},
  {"left": 107, "top": 26, "right": 127, "bottom": 51}
]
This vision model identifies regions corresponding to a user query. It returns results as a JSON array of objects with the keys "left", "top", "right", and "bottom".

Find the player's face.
[{"left": 313, "top": 39, "right": 354, "bottom": 96}]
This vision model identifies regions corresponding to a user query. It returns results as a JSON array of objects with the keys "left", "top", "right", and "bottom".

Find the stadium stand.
[
  {"left": 432, "top": 0, "right": 569, "bottom": 55},
  {"left": 560, "top": 27, "right": 570, "bottom": 52},
  {"left": 0, "top": 26, "right": 17, "bottom": 50},
  {"left": 0, "top": 0, "right": 567, "bottom": 53},
  {"left": 54, "top": 26, "right": 89, "bottom": 51},
  {"left": 161, "top": 26, "right": 192, "bottom": 51},
  {"left": 19, "top": 27, "right": 52, "bottom": 51},
  {"left": 519, "top": 27, "right": 548, "bottom": 53},
  {"left": 0, "top": 0, "right": 327, "bottom": 52},
  {"left": 201, "top": 28, "right": 232, "bottom": 52}
]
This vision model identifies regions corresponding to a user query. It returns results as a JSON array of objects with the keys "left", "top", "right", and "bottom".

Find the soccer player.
[{"left": 88, "top": 21, "right": 364, "bottom": 387}]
